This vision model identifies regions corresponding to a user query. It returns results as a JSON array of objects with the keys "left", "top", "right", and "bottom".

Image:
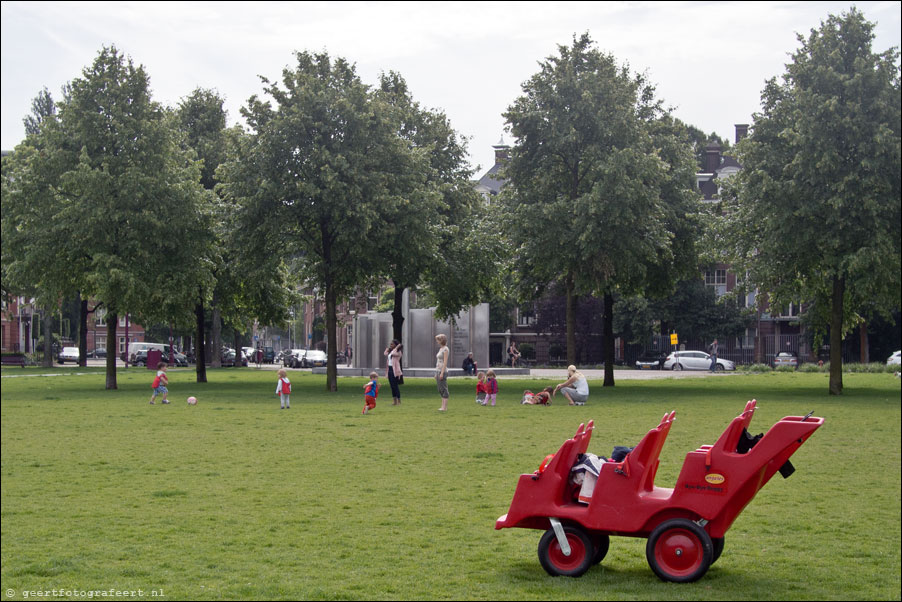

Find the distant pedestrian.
[
  {"left": 435, "top": 334, "right": 450, "bottom": 412},
  {"left": 149, "top": 362, "right": 170, "bottom": 405},
  {"left": 384, "top": 339, "right": 403, "bottom": 406},
  {"left": 707, "top": 339, "right": 719, "bottom": 372},
  {"left": 276, "top": 368, "right": 291, "bottom": 409},
  {"left": 462, "top": 352, "right": 477, "bottom": 376},
  {"left": 508, "top": 341, "right": 521, "bottom": 367}
]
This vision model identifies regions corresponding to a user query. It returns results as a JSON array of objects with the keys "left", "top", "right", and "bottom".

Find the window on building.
[
  {"left": 95, "top": 307, "right": 106, "bottom": 325},
  {"left": 705, "top": 269, "right": 728, "bottom": 297},
  {"left": 517, "top": 307, "right": 536, "bottom": 327},
  {"left": 742, "top": 328, "right": 757, "bottom": 349},
  {"left": 778, "top": 303, "right": 801, "bottom": 318}
]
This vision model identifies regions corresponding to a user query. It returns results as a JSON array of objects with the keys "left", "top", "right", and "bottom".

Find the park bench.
[{"left": 1, "top": 355, "right": 27, "bottom": 368}]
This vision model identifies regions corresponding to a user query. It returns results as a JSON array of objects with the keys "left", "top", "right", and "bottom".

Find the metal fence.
[{"left": 623, "top": 334, "right": 832, "bottom": 367}]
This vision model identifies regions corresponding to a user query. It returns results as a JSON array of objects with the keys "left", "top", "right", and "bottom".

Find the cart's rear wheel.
[
  {"left": 538, "top": 525, "right": 593, "bottom": 577},
  {"left": 590, "top": 533, "right": 610, "bottom": 564},
  {"left": 711, "top": 536, "right": 724, "bottom": 564},
  {"left": 646, "top": 519, "right": 713, "bottom": 583}
]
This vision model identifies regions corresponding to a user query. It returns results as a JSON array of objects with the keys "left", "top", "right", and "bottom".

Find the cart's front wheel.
[
  {"left": 538, "top": 525, "right": 593, "bottom": 577},
  {"left": 646, "top": 519, "right": 713, "bottom": 583}
]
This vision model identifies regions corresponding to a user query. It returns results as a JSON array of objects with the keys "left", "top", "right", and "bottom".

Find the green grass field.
[{"left": 2, "top": 368, "right": 900, "bottom": 600}]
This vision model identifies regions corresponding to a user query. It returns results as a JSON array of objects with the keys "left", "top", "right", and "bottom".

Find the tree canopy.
[
  {"left": 725, "top": 8, "right": 901, "bottom": 394},
  {"left": 502, "top": 33, "right": 700, "bottom": 385},
  {"left": 222, "top": 51, "right": 428, "bottom": 391}
]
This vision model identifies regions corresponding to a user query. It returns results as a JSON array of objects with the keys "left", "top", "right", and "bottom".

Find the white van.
[{"left": 127, "top": 342, "right": 173, "bottom": 363}]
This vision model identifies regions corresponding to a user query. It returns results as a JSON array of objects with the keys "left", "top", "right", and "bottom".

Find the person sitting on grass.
[
  {"left": 554, "top": 365, "right": 589, "bottom": 406},
  {"left": 521, "top": 386, "right": 553, "bottom": 405}
]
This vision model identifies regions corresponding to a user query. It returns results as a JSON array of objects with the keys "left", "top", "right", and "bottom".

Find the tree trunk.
[
  {"left": 211, "top": 304, "right": 222, "bottom": 368},
  {"left": 79, "top": 297, "right": 89, "bottom": 367},
  {"left": 325, "top": 281, "right": 338, "bottom": 392},
  {"left": 829, "top": 275, "right": 844, "bottom": 395},
  {"left": 43, "top": 305, "right": 53, "bottom": 367},
  {"left": 859, "top": 321, "right": 869, "bottom": 364},
  {"left": 105, "top": 311, "right": 117, "bottom": 390},
  {"left": 603, "top": 291, "right": 616, "bottom": 387},
  {"left": 391, "top": 282, "right": 405, "bottom": 344},
  {"left": 565, "top": 274, "right": 577, "bottom": 365},
  {"left": 195, "top": 301, "right": 207, "bottom": 383}
]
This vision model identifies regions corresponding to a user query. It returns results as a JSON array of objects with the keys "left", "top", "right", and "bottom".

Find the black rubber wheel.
[
  {"left": 538, "top": 525, "right": 594, "bottom": 577},
  {"left": 673, "top": 363, "right": 683, "bottom": 371},
  {"left": 711, "top": 536, "right": 725, "bottom": 564},
  {"left": 590, "top": 533, "right": 610, "bottom": 565},
  {"left": 646, "top": 519, "right": 713, "bottom": 583},
  {"left": 714, "top": 364, "right": 724, "bottom": 372}
]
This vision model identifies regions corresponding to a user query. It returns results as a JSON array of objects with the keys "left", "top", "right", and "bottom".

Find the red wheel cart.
[{"left": 495, "top": 400, "right": 824, "bottom": 582}]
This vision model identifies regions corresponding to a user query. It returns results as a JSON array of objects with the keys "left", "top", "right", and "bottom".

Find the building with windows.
[{"left": 697, "top": 125, "right": 808, "bottom": 363}]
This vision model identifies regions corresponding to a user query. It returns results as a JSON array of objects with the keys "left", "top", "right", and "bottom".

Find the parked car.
[
  {"left": 887, "top": 350, "right": 901, "bottom": 366},
  {"left": 663, "top": 350, "right": 735, "bottom": 371},
  {"left": 773, "top": 351, "right": 799, "bottom": 369},
  {"left": 133, "top": 349, "right": 187, "bottom": 367},
  {"left": 90, "top": 348, "right": 107, "bottom": 358},
  {"left": 221, "top": 349, "right": 248, "bottom": 367},
  {"left": 635, "top": 354, "right": 666, "bottom": 370},
  {"left": 263, "top": 346, "right": 275, "bottom": 363},
  {"left": 58, "top": 346, "right": 80, "bottom": 364},
  {"left": 301, "top": 350, "right": 327, "bottom": 368}
]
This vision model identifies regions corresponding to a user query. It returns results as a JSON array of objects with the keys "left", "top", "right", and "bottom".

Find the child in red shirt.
[
  {"left": 363, "top": 372, "right": 379, "bottom": 414},
  {"left": 475, "top": 371, "right": 488, "bottom": 405}
]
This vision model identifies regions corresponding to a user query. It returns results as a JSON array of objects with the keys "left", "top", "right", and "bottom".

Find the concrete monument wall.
[{"left": 353, "top": 300, "right": 489, "bottom": 370}]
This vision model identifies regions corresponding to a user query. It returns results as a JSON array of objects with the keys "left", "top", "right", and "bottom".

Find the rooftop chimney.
[
  {"left": 705, "top": 141, "right": 722, "bottom": 173},
  {"left": 735, "top": 124, "right": 749, "bottom": 143}
]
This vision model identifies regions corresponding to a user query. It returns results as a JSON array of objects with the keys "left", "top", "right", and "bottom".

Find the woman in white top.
[
  {"left": 554, "top": 365, "right": 589, "bottom": 405},
  {"left": 384, "top": 339, "right": 403, "bottom": 406},
  {"left": 435, "top": 334, "right": 450, "bottom": 411}
]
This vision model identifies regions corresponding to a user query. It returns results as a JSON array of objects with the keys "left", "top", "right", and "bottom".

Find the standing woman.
[
  {"left": 435, "top": 334, "right": 450, "bottom": 411},
  {"left": 554, "top": 365, "right": 590, "bottom": 405},
  {"left": 384, "top": 339, "right": 404, "bottom": 406}
]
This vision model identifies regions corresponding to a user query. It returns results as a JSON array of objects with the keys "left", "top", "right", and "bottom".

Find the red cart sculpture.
[{"left": 495, "top": 400, "right": 823, "bottom": 582}]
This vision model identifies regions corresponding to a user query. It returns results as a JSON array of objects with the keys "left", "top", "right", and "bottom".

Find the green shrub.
[
  {"left": 798, "top": 362, "right": 824, "bottom": 373},
  {"left": 743, "top": 363, "right": 773, "bottom": 373},
  {"left": 775, "top": 364, "right": 796, "bottom": 373}
]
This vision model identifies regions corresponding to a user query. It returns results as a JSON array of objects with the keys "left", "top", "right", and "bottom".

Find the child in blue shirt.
[{"left": 363, "top": 372, "right": 379, "bottom": 414}]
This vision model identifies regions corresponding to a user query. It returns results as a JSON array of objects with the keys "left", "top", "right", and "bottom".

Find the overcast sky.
[{"left": 2, "top": 1, "right": 900, "bottom": 173}]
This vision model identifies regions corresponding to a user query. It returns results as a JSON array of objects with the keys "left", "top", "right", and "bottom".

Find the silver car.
[
  {"left": 58, "top": 346, "right": 80, "bottom": 364},
  {"left": 663, "top": 350, "right": 735, "bottom": 371}
]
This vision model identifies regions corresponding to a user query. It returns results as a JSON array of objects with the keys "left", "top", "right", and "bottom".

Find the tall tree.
[
  {"left": 503, "top": 33, "right": 699, "bottom": 385},
  {"left": 2, "top": 88, "right": 74, "bottom": 367},
  {"left": 222, "top": 51, "right": 425, "bottom": 391},
  {"left": 176, "top": 88, "right": 231, "bottom": 379},
  {"left": 52, "top": 47, "right": 206, "bottom": 389},
  {"left": 725, "top": 9, "right": 901, "bottom": 394}
]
